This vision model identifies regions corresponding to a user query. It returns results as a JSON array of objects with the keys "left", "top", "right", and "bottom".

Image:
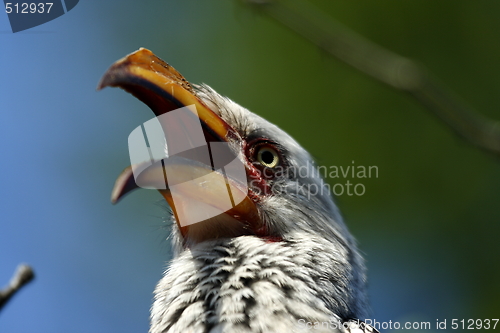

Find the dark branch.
[
  {"left": 0, "top": 264, "right": 35, "bottom": 311},
  {"left": 243, "top": 0, "right": 500, "bottom": 157}
]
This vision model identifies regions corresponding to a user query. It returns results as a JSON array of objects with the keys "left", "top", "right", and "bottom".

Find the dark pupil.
[{"left": 261, "top": 150, "right": 275, "bottom": 165}]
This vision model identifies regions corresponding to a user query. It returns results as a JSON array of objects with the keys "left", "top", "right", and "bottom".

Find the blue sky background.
[{"left": 1, "top": 1, "right": 500, "bottom": 332}]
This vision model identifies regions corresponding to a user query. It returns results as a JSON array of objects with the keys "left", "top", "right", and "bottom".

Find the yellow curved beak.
[{"left": 99, "top": 48, "right": 262, "bottom": 243}]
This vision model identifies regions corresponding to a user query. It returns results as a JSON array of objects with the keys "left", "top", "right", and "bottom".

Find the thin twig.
[
  {"left": 0, "top": 264, "right": 35, "bottom": 311},
  {"left": 243, "top": 0, "right": 500, "bottom": 157}
]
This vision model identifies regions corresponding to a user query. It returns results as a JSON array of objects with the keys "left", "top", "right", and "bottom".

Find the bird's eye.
[{"left": 256, "top": 146, "right": 279, "bottom": 168}]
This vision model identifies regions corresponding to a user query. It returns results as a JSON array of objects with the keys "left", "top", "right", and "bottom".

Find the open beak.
[{"left": 98, "top": 48, "right": 262, "bottom": 243}]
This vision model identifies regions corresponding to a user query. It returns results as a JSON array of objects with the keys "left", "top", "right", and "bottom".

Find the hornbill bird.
[{"left": 98, "top": 48, "right": 376, "bottom": 333}]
